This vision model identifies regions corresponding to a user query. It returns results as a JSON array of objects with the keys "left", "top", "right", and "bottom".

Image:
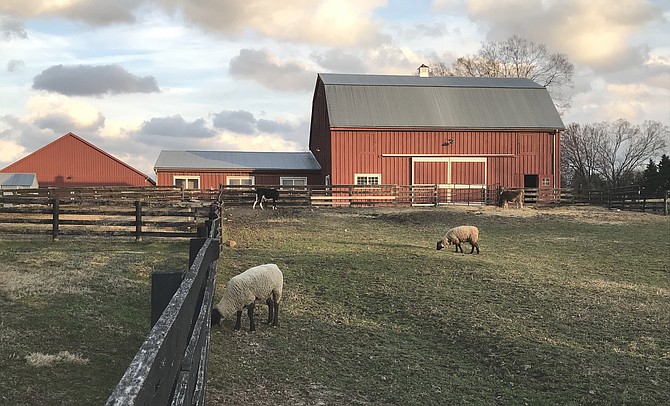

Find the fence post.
[
  {"left": 150, "top": 270, "right": 183, "bottom": 327},
  {"left": 607, "top": 190, "right": 612, "bottom": 210},
  {"left": 134, "top": 201, "right": 143, "bottom": 241},
  {"left": 51, "top": 198, "right": 59, "bottom": 242},
  {"left": 665, "top": 191, "right": 669, "bottom": 216}
]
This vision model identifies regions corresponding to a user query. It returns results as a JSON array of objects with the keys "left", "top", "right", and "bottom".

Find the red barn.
[
  {"left": 154, "top": 150, "right": 321, "bottom": 189},
  {"left": 0, "top": 132, "right": 155, "bottom": 187},
  {"left": 309, "top": 73, "right": 565, "bottom": 192}
]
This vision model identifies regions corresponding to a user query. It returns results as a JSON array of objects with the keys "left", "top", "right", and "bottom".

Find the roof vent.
[{"left": 418, "top": 64, "right": 429, "bottom": 78}]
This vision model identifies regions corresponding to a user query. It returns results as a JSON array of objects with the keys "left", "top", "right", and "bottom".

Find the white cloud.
[
  {"left": 161, "top": 0, "right": 389, "bottom": 46},
  {"left": 456, "top": 0, "right": 666, "bottom": 73},
  {"left": 0, "top": 138, "right": 26, "bottom": 166},
  {"left": 229, "top": 48, "right": 315, "bottom": 91}
]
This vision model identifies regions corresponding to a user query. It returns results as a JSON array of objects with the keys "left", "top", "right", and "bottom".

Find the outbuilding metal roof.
[
  {"left": 0, "top": 173, "right": 38, "bottom": 188},
  {"left": 319, "top": 73, "right": 565, "bottom": 130},
  {"left": 154, "top": 151, "right": 321, "bottom": 171}
]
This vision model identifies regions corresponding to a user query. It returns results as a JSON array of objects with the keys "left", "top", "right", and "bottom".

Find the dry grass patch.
[{"left": 25, "top": 351, "right": 89, "bottom": 367}]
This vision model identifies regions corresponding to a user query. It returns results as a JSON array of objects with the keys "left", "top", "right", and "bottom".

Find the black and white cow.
[{"left": 253, "top": 188, "right": 279, "bottom": 210}]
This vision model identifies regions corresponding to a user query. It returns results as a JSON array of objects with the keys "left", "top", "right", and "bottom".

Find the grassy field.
[
  {"left": 208, "top": 206, "right": 669, "bottom": 406},
  {"left": 0, "top": 236, "right": 190, "bottom": 405},
  {"left": 0, "top": 205, "right": 668, "bottom": 405}
]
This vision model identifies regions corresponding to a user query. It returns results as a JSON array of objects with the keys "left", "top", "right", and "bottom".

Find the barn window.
[
  {"left": 280, "top": 177, "right": 307, "bottom": 187},
  {"left": 227, "top": 176, "right": 254, "bottom": 186},
  {"left": 174, "top": 176, "right": 200, "bottom": 190},
  {"left": 355, "top": 174, "right": 381, "bottom": 185},
  {"left": 542, "top": 177, "right": 551, "bottom": 187}
]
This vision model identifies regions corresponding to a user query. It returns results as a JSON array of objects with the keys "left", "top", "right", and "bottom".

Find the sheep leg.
[
  {"left": 247, "top": 303, "right": 256, "bottom": 332},
  {"left": 272, "top": 301, "right": 279, "bottom": 326},
  {"left": 234, "top": 310, "right": 243, "bottom": 331},
  {"left": 455, "top": 243, "right": 463, "bottom": 253},
  {"left": 266, "top": 298, "right": 274, "bottom": 324},
  {"left": 470, "top": 242, "right": 480, "bottom": 254}
]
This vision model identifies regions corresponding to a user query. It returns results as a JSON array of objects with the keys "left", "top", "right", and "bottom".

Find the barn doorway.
[
  {"left": 524, "top": 174, "right": 539, "bottom": 188},
  {"left": 411, "top": 157, "right": 487, "bottom": 205}
]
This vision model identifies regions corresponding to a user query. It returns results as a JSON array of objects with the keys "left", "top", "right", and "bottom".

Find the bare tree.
[
  {"left": 430, "top": 35, "right": 574, "bottom": 112},
  {"left": 561, "top": 123, "right": 604, "bottom": 189},
  {"left": 596, "top": 119, "right": 668, "bottom": 188},
  {"left": 563, "top": 119, "right": 668, "bottom": 189}
]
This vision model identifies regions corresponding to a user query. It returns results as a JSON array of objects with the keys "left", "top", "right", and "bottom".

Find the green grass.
[
  {"left": 0, "top": 237, "right": 189, "bottom": 405},
  {"left": 208, "top": 206, "right": 669, "bottom": 405},
  {"left": 1, "top": 206, "right": 668, "bottom": 405}
]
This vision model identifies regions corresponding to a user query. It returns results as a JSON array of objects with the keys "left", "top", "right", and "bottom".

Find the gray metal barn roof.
[
  {"left": 319, "top": 73, "right": 565, "bottom": 130},
  {"left": 154, "top": 151, "right": 321, "bottom": 171},
  {"left": 0, "top": 173, "right": 38, "bottom": 188}
]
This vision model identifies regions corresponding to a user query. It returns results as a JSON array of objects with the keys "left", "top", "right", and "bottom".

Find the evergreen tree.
[
  {"left": 658, "top": 154, "right": 670, "bottom": 192},
  {"left": 641, "top": 159, "right": 659, "bottom": 194}
]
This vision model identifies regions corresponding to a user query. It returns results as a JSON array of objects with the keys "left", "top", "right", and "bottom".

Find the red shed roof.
[{"left": 0, "top": 132, "right": 155, "bottom": 187}]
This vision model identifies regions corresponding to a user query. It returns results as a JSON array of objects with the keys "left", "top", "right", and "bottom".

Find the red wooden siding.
[
  {"left": 156, "top": 170, "right": 321, "bottom": 189},
  {"left": 1, "top": 133, "right": 154, "bottom": 187},
  {"left": 414, "top": 161, "right": 449, "bottom": 184},
  {"left": 326, "top": 129, "right": 559, "bottom": 188},
  {"left": 451, "top": 161, "right": 486, "bottom": 185}
]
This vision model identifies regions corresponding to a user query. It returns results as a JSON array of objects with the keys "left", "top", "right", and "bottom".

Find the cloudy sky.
[{"left": 1, "top": 0, "right": 668, "bottom": 179}]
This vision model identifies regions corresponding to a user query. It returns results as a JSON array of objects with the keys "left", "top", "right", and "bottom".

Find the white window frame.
[
  {"left": 354, "top": 173, "right": 381, "bottom": 186},
  {"left": 173, "top": 176, "right": 200, "bottom": 190},
  {"left": 227, "top": 176, "right": 255, "bottom": 186},
  {"left": 542, "top": 177, "right": 551, "bottom": 187},
  {"left": 280, "top": 177, "right": 307, "bottom": 190}
]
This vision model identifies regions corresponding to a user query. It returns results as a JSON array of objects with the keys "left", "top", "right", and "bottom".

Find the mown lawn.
[
  {"left": 207, "top": 206, "right": 669, "bottom": 405},
  {"left": 0, "top": 206, "right": 668, "bottom": 405}
]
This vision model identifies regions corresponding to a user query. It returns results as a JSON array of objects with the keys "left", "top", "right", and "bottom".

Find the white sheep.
[
  {"left": 211, "top": 263, "right": 283, "bottom": 332},
  {"left": 436, "top": 225, "right": 480, "bottom": 254}
]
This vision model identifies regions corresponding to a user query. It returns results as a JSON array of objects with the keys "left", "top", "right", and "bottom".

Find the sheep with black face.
[
  {"left": 211, "top": 264, "right": 283, "bottom": 332},
  {"left": 436, "top": 225, "right": 480, "bottom": 254}
]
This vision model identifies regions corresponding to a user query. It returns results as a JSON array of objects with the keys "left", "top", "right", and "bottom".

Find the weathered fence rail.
[
  {"left": 219, "top": 184, "right": 500, "bottom": 207},
  {"left": 106, "top": 207, "right": 221, "bottom": 406},
  {"left": 0, "top": 187, "right": 223, "bottom": 239},
  {"left": 219, "top": 184, "right": 669, "bottom": 214}
]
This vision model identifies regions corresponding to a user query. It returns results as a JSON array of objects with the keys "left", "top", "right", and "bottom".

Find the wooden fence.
[
  {"left": 106, "top": 208, "right": 221, "bottom": 405},
  {"left": 220, "top": 184, "right": 501, "bottom": 207},
  {"left": 219, "top": 184, "right": 669, "bottom": 214},
  {"left": 0, "top": 187, "right": 222, "bottom": 239}
]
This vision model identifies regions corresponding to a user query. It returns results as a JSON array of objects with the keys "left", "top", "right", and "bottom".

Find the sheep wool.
[
  {"left": 436, "top": 225, "right": 480, "bottom": 254},
  {"left": 212, "top": 263, "right": 283, "bottom": 332}
]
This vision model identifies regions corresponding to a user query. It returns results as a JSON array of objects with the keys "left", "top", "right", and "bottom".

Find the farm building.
[
  {"left": 0, "top": 132, "right": 155, "bottom": 187},
  {"left": 309, "top": 70, "right": 565, "bottom": 192},
  {"left": 0, "top": 173, "right": 38, "bottom": 189},
  {"left": 154, "top": 150, "right": 321, "bottom": 189}
]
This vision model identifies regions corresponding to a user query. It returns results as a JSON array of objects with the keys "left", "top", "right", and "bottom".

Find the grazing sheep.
[
  {"left": 253, "top": 188, "right": 279, "bottom": 210},
  {"left": 436, "top": 225, "right": 480, "bottom": 254},
  {"left": 211, "top": 264, "right": 283, "bottom": 332},
  {"left": 497, "top": 189, "right": 524, "bottom": 209}
]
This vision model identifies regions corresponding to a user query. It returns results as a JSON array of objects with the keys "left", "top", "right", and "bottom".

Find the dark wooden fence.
[
  {"left": 220, "top": 184, "right": 500, "bottom": 207},
  {"left": 106, "top": 207, "right": 221, "bottom": 406},
  {"left": 219, "top": 184, "right": 669, "bottom": 214},
  {"left": 0, "top": 187, "right": 222, "bottom": 239}
]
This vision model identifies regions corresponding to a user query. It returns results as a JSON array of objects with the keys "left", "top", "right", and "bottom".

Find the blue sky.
[{"left": 1, "top": 0, "right": 668, "bottom": 179}]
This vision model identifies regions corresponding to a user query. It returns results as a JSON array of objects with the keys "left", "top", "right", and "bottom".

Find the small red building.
[
  {"left": 154, "top": 150, "right": 321, "bottom": 189},
  {"left": 309, "top": 72, "right": 565, "bottom": 190},
  {"left": 0, "top": 132, "right": 155, "bottom": 187}
]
